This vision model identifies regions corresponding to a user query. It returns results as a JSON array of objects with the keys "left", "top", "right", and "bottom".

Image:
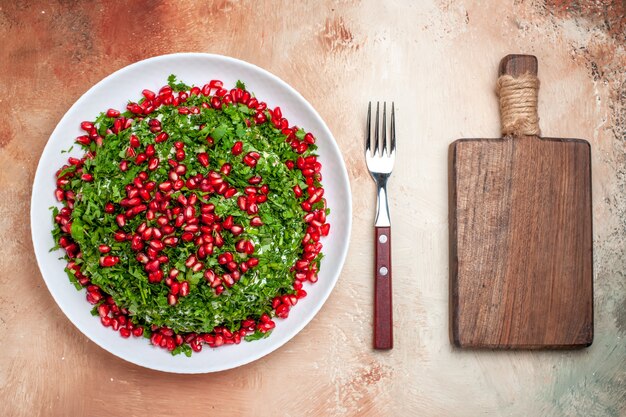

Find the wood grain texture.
[
  {"left": 374, "top": 226, "right": 392, "bottom": 349},
  {"left": 1, "top": 1, "right": 625, "bottom": 416},
  {"left": 449, "top": 55, "right": 593, "bottom": 349}
]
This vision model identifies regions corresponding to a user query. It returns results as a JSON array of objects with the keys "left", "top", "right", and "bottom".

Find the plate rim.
[{"left": 30, "top": 52, "right": 352, "bottom": 373}]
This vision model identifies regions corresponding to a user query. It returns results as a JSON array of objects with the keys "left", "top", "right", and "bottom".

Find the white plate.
[{"left": 30, "top": 53, "right": 352, "bottom": 373}]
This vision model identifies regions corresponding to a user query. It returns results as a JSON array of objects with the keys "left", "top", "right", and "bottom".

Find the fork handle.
[{"left": 374, "top": 226, "right": 393, "bottom": 349}]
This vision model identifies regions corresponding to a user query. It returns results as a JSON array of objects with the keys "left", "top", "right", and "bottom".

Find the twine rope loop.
[{"left": 496, "top": 73, "right": 541, "bottom": 136}]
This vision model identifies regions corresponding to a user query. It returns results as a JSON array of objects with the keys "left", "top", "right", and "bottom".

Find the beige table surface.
[{"left": 1, "top": 1, "right": 625, "bottom": 416}]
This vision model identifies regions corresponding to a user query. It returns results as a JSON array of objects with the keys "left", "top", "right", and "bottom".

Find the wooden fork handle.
[{"left": 374, "top": 226, "right": 393, "bottom": 349}]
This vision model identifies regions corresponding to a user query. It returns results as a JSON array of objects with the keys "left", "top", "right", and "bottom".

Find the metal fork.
[{"left": 365, "top": 102, "right": 396, "bottom": 350}]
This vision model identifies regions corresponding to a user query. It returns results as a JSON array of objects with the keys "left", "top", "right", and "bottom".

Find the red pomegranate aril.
[
  {"left": 221, "top": 215, "right": 234, "bottom": 229},
  {"left": 180, "top": 281, "right": 190, "bottom": 297},
  {"left": 197, "top": 152, "right": 209, "bottom": 167},
  {"left": 97, "top": 304, "right": 110, "bottom": 317},
  {"left": 214, "top": 233, "right": 224, "bottom": 247},
  {"left": 247, "top": 257, "right": 259, "bottom": 267},
  {"left": 221, "top": 274, "right": 234, "bottom": 287},
  {"left": 100, "top": 256, "right": 119, "bottom": 267},
  {"left": 223, "top": 186, "right": 236, "bottom": 198},
  {"left": 155, "top": 132, "right": 169, "bottom": 143},
  {"left": 176, "top": 149, "right": 186, "bottom": 161},
  {"left": 243, "top": 155, "right": 256, "bottom": 167},
  {"left": 250, "top": 216, "right": 263, "bottom": 227},
  {"left": 244, "top": 241, "right": 255, "bottom": 255},
  {"left": 185, "top": 255, "right": 197, "bottom": 268},
  {"left": 174, "top": 164, "right": 187, "bottom": 176},
  {"left": 115, "top": 214, "right": 126, "bottom": 227},
  {"left": 105, "top": 108, "right": 121, "bottom": 118},
  {"left": 233, "top": 197, "right": 247, "bottom": 212},
  {"left": 173, "top": 179, "right": 184, "bottom": 190},
  {"left": 210, "top": 96, "right": 222, "bottom": 109},
  {"left": 146, "top": 247, "right": 159, "bottom": 260},
  {"left": 139, "top": 89, "right": 156, "bottom": 101},
  {"left": 230, "top": 225, "right": 243, "bottom": 236},
  {"left": 134, "top": 153, "right": 147, "bottom": 165},
  {"left": 98, "top": 244, "right": 111, "bottom": 254},
  {"left": 247, "top": 203, "right": 258, "bottom": 215},
  {"left": 113, "top": 231, "right": 127, "bottom": 242},
  {"left": 144, "top": 258, "right": 161, "bottom": 272},
  {"left": 148, "top": 270, "right": 163, "bottom": 283},
  {"left": 231, "top": 141, "right": 243, "bottom": 155},
  {"left": 80, "top": 121, "right": 94, "bottom": 132},
  {"left": 167, "top": 293, "right": 178, "bottom": 306},
  {"left": 146, "top": 157, "right": 159, "bottom": 171},
  {"left": 220, "top": 163, "right": 232, "bottom": 175},
  {"left": 129, "top": 135, "right": 141, "bottom": 149},
  {"left": 275, "top": 304, "right": 289, "bottom": 319},
  {"left": 148, "top": 240, "right": 164, "bottom": 251}
]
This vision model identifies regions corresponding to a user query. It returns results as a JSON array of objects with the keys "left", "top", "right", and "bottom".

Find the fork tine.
[
  {"left": 390, "top": 102, "right": 396, "bottom": 153},
  {"left": 366, "top": 102, "right": 371, "bottom": 154},
  {"left": 374, "top": 102, "right": 380, "bottom": 155},
  {"left": 382, "top": 102, "right": 387, "bottom": 155}
]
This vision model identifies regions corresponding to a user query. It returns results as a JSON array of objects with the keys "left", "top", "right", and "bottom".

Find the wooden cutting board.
[{"left": 448, "top": 54, "right": 593, "bottom": 349}]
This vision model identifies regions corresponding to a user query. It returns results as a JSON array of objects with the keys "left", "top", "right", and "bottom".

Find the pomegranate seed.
[
  {"left": 230, "top": 225, "right": 243, "bottom": 236},
  {"left": 168, "top": 294, "right": 178, "bottom": 305},
  {"left": 180, "top": 281, "right": 190, "bottom": 296},
  {"left": 197, "top": 153, "right": 209, "bottom": 167},
  {"left": 231, "top": 141, "right": 243, "bottom": 155},
  {"left": 105, "top": 108, "right": 120, "bottom": 118},
  {"left": 220, "top": 163, "right": 232, "bottom": 175},
  {"left": 98, "top": 245, "right": 111, "bottom": 253},
  {"left": 99, "top": 256, "right": 120, "bottom": 267},
  {"left": 147, "top": 157, "right": 159, "bottom": 171},
  {"left": 155, "top": 132, "right": 169, "bottom": 143},
  {"left": 240, "top": 154, "right": 254, "bottom": 167},
  {"left": 250, "top": 216, "right": 263, "bottom": 227}
]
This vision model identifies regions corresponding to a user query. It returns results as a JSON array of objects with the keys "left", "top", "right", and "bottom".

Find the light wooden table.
[{"left": 1, "top": 1, "right": 624, "bottom": 416}]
